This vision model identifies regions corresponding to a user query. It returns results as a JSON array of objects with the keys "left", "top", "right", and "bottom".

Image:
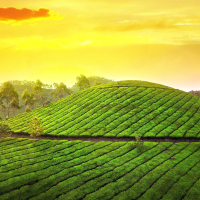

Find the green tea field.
[
  {"left": 1, "top": 80, "right": 200, "bottom": 200},
  {"left": 5, "top": 80, "right": 200, "bottom": 138},
  {"left": 1, "top": 138, "right": 200, "bottom": 200}
]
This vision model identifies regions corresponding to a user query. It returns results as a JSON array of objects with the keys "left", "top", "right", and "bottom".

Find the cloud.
[
  {"left": 0, "top": 7, "right": 54, "bottom": 21},
  {"left": 81, "top": 41, "right": 92, "bottom": 45},
  {"left": 95, "top": 19, "right": 180, "bottom": 32},
  {"left": 118, "top": 20, "right": 131, "bottom": 23}
]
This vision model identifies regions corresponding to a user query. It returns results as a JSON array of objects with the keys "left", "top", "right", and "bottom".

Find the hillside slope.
[
  {"left": 0, "top": 138, "right": 200, "bottom": 200},
  {"left": 5, "top": 80, "right": 200, "bottom": 138}
]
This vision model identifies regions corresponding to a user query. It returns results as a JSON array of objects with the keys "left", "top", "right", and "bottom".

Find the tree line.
[
  {"left": 0, "top": 80, "right": 54, "bottom": 89},
  {"left": 189, "top": 90, "right": 200, "bottom": 97},
  {"left": 0, "top": 74, "right": 113, "bottom": 119}
]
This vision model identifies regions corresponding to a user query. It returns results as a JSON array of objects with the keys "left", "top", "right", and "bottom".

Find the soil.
[{"left": 3, "top": 132, "right": 200, "bottom": 144}]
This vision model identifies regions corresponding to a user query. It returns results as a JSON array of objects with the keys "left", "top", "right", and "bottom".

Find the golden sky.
[{"left": 0, "top": 0, "right": 200, "bottom": 91}]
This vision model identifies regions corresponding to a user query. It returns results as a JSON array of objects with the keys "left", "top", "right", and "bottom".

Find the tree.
[
  {"left": 10, "top": 97, "right": 21, "bottom": 116},
  {"left": 53, "top": 82, "right": 58, "bottom": 89},
  {"left": 32, "top": 79, "right": 46, "bottom": 106},
  {"left": 28, "top": 116, "right": 46, "bottom": 137},
  {"left": 51, "top": 82, "right": 72, "bottom": 101},
  {"left": 50, "top": 90, "right": 58, "bottom": 102},
  {"left": 0, "top": 82, "right": 20, "bottom": 118},
  {"left": 21, "top": 89, "right": 36, "bottom": 109},
  {"left": 93, "top": 80, "right": 101, "bottom": 86},
  {"left": 39, "top": 92, "right": 48, "bottom": 106},
  {"left": 71, "top": 76, "right": 113, "bottom": 93},
  {"left": 75, "top": 74, "right": 90, "bottom": 91},
  {"left": 33, "top": 79, "right": 44, "bottom": 94},
  {"left": 87, "top": 76, "right": 113, "bottom": 85},
  {"left": 189, "top": 90, "right": 200, "bottom": 97},
  {"left": 56, "top": 82, "right": 71, "bottom": 98}
]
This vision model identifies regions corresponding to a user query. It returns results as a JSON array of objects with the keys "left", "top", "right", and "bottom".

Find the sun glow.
[{"left": 0, "top": 0, "right": 200, "bottom": 91}]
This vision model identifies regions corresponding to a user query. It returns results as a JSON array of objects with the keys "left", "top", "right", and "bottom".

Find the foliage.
[
  {"left": 8, "top": 80, "right": 36, "bottom": 87},
  {"left": 10, "top": 97, "right": 20, "bottom": 109},
  {"left": 75, "top": 74, "right": 90, "bottom": 91},
  {"left": 0, "top": 81, "right": 20, "bottom": 118},
  {"left": 28, "top": 116, "right": 46, "bottom": 137},
  {"left": 56, "top": 82, "right": 71, "bottom": 98},
  {"left": 51, "top": 82, "right": 72, "bottom": 101},
  {"left": 51, "top": 90, "right": 58, "bottom": 102},
  {"left": 71, "top": 76, "right": 113, "bottom": 93},
  {"left": 53, "top": 82, "right": 58, "bottom": 89},
  {"left": 0, "top": 140, "right": 197, "bottom": 200},
  {"left": 21, "top": 89, "right": 36, "bottom": 109},
  {"left": 32, "top": 79, "right": 44, "bottom": 94},
  {"left": 0, "top": 121, "right": 11, "bottom": 133},
  {"left": 43, "top": 99, "right": 51, "bottom": 106},
  {"left": 94, "top": 80, "right": 175, "bottom": 89},
  {"left": 25, "top": 105, "right": 31, "bottom": 112},
  {"left": 189, "top": 90, "right": 200, "bottom": 97},
  {"left": 0, "top": 121, "right": 11, "bottom": 140},
  {"left": 10, "top": 97, "right": 21, "bottom": 116},
  {"left": 38, "top": 92, "right": 48, "bottom": 106},
  {"left": 135, "top": 135, "right": 144, "bottom": 151},
  {"left": 93, "top": 80, "right": 102, "bottom": 86},
  {"left": 88, "top": 76, "right": 113, "bottom": 86},
  {"left": 4, "top": 80, "right": 200, "bottom": 138},
  {"left": 32, "top": 80, "right": 47, "bottom": 106},
  {"left": 5, "top": 80, "right": 53, "bottom": 89}
]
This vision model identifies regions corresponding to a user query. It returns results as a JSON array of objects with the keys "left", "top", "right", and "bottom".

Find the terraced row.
[
  {"left": 0, "top": 138, "right": 200, "bottom": 200},
  {"left": 7, "top": 88, "right": 92, "bottom": 130},
  {"left": 5, "top": 85, "right": 200, "bottom": 138}
]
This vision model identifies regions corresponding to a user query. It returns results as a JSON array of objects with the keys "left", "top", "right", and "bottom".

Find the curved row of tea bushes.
[
  {"left": 5, "top": 81, "right": 200, "bottom": 138},
  {"left": 6, "top": 88, "right": 92, "bottom": 131},
  {"left": 54, "top": 87, "right": 150, "bottom": 136},
  {"left": 94, "top": 80, "right": 175, "bottom": 90},
  {"left": 0, "top": 138, "right": 200, "bottom": 199}
]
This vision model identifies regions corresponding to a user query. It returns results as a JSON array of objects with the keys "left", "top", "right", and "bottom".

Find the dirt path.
[{"left": 7, "top": 133, "right": 200, "bottom": 143}]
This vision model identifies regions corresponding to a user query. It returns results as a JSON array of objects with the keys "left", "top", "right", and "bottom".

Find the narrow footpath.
[{"left": 8, "top": 133, "right": 200, "bottom": 143}]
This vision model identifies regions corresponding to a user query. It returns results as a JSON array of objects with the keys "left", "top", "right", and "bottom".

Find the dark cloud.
[{"left": 0, "top": 7, "right": 51, "bottom": 21}]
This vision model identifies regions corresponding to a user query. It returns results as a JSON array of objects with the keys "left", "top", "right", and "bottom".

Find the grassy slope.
[
  {"left": 0, "top": 137, "right": 200, "bottom": 200},
  {"left": 5, "top": 80, "right": 200, "bottom": 138}
]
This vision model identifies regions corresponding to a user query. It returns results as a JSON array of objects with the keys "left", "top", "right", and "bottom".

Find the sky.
[{"left": 0, "top": 0, "right": 200, "bottom": 91}]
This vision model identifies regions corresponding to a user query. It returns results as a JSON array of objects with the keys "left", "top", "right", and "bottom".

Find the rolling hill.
[
  {"left": 1, "top": 80, "right": 200, "bottom": 200},
  {"left": 5, "top": 80, "right": 200, "bottom": 139}
]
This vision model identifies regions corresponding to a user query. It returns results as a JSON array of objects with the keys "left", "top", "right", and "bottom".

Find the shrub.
[
  {"left": 0, "top": 121, "right": 12, "bottom": 140},
  {"left": 135, "top": 135, "right": 144, "bottom": 151},
  {"left": 25, "top": 105, "right": 31, "bottom": 112},
  {"left": 28, "top": 116, "right": 46, "bottom": 137}
]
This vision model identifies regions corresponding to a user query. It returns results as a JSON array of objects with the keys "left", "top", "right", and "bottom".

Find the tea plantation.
[
  {"left": 1, "top": 80, "right": 200, "bottom": 199},
  {"left": 5, "top": 80, "right": 200, "bottom": 138}
]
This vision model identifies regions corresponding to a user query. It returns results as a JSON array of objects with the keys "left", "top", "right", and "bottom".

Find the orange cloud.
[{"left": 0, "top": 7, "right": 52, "bottom": 21}]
